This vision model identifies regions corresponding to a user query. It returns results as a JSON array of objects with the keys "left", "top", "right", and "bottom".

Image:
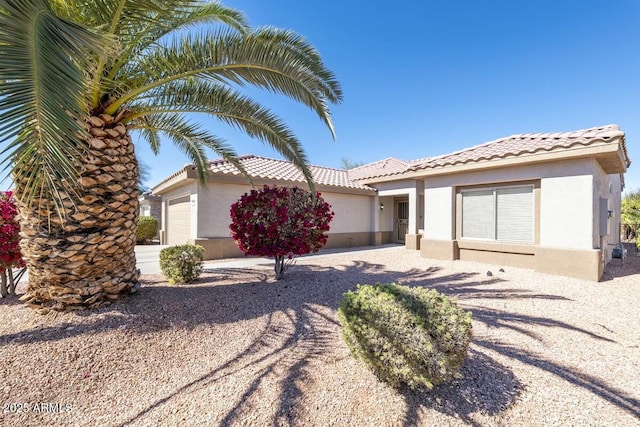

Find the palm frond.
[
  {"left": 128, "top": 113, "right": 251, "bottom": 184},
  {"left": 108, "top": 27, "right": 342, "bottom": 138},
  {"left": 125, "top": 79, "right": 315, "bottom": 189},
  {"left": 0, "top": 0, "right": 111, "bottom": 217},
  {"left": 50, "top": 0, "right": 248, "bottom": 109},
  {"left": 105, "top": 2, "right": 248, "bottom": 83}
]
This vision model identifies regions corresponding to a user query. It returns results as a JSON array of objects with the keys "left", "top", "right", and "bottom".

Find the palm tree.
[{"left": 0, "top": 0, "right": 342, "bottom": 312}]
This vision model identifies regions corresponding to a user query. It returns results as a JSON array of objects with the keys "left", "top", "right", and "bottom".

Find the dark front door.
[{"left": 397, "top": 200, "right": 409, "bottom": 242}]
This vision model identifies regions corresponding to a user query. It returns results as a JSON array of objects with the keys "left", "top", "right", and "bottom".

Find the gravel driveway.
[{"left": 1, "top": 246, "right": 638, "bottom": 426}]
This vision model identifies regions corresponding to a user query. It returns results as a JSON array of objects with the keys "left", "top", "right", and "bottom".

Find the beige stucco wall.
[
  {"left": 591, "top": 166, "right": 623, "bottom": 264},
  {"left": 321, "top": 192, "right": 373, "bottom": 233},
  {"left": 423, "top": 186, "right": 454, "bottom": 240},
  {"left": 378, "top": 195, "right": 395, "bottom": 232},
  {"left": 196, "top": 182, "right": 251, "bottom": 237},
  {"left": 423, "top": 158, "right": 597, "bottom": 189},
  {"left": 422, "top": 158, "right": 601, "bottom": 248},
  {"left": 374, "top": 180, "right": 420, "bottom": 193},
  {"left": 373, "top": 180, "right": 423, "bottom": 234},
  {"left": 159, "top": 181, "right": 378, "bottom": 258},
  {"left": 418, "top": 158, "right": 624, "bottom": 281},
  {"left": 194, "top": 182, "right": 374, "bottom": 238},
  {"left": 539, "top": 174, "right": 593, "bottom": 250},
  {"left": 608, "top": 174, "right": 622, "bottom": 244}
]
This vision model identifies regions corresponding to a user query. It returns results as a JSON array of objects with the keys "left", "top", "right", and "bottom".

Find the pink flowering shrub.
[
  {"left": 230, "top": 185, "right": 334, "bottom": 279},
  {"left": 0, "top": 191, "right": 25, "bottom": 297},
  {"left": 0, "top": 191, "right": 24, "bottom": 270}
]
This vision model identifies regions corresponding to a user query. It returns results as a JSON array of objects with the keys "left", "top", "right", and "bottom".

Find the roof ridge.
[
  {"left": 349, "top": 157, "right": 408, "bottom": 171},
  {"left": 209, "top": 154, "right": 349, "bottom": 172}
]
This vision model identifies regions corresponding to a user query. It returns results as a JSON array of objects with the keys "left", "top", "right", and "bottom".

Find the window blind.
[
  {"left": 462, "top": 189, "right": 495, "bottom": 239},
  {"left": 461, "top": 186, "right": 533, "bottom": 243},
  {"left": 496, "top": 187, "right": 533, "bottom": 243}
]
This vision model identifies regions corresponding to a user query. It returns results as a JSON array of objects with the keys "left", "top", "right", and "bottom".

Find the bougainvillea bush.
[
  {"left": 0, "top": 191, "right": 25, "bottom": 296},
  {"left": 230, "top": 185, "right": 334, "bottom": 279}
]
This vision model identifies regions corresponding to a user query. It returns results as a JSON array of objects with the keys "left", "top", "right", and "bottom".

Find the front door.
[{"left": 396, "top": 200, "right": 409, "bottom": 243}]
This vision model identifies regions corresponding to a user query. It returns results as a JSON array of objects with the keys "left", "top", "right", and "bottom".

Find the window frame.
[{"left": 460, "top": 184, "right": 534, "bottom": 244}]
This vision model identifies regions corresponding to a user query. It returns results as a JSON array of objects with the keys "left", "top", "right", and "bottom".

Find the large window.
[{"left": 461, "top": 185, "right": 534, "bottom": 244}]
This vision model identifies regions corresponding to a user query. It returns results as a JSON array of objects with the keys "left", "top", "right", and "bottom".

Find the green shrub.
[
  {"left": 136, "top": 216, "right": 158, "bottom": 243},
  {"left": 159, "top": 244, "right": 205, "bottom": 284},
  {"left": 338, "top": 283, "right": 472, "bottom": 389}
]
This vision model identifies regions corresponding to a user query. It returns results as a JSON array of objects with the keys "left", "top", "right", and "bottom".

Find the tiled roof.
[
  {"left": 208, "top": 155, "right": 374, "bottom": 191},
  {"left": 409, "top": 124, "right": 628, "bottom": 172},
  {"left": 347, "top": 157, "right": 410, "bottom": 181}
]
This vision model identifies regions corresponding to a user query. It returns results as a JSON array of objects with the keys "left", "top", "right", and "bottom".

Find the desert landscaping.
[{"left": 1, "top": 246, "right": 638, "bottom": 426}]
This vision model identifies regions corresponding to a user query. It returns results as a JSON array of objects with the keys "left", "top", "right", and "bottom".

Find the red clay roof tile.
[
  {"left": 408, "top": 124, "right": 628, "bottom": 172},
  {"left": 208, "top": 155, "right": 373, "bottom": 190}
]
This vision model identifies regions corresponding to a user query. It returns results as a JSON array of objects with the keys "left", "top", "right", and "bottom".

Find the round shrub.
[
  {"left": 159, "top": 244, "right": 204, "bottom": 284},
  {"left": 338, "top": 283, "right": 472, "bottom": 389},
  {"left": 136, "top": 216, "right": 158, "bottom": 244}
]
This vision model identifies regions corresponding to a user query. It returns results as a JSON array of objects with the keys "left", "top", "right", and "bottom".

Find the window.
[
  {"left": 461, "top": 186, "right": 533, "bottom": 244},
  {"left": 142, "top": 206, "right": 151, "bottom": 216}
]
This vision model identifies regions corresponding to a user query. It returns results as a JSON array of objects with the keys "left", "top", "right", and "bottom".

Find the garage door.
[{"left": 167, "top": 195, "right": 191, "bottom": 245}]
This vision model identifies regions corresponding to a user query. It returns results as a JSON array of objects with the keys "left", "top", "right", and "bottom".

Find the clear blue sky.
[
  {"left": 12, "top": 0, "right": 638, "bottom": 193},
  {"left": 138, "top": 0, "right": 640, "bottom": 191}
]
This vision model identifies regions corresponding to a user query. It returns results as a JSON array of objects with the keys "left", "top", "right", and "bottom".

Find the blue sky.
[{"left": 118, "top": 1, "right": 640, "bottom": 192}]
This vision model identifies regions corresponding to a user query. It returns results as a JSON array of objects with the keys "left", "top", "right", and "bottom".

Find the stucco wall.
[
  {"left": 421, "top": 158, "right": 601, "bottom": 250},
  {"left": 378, "top": 195, "right": 394, "bottom": 232},
  {"left": 373, "top": 180, "right": 423, "bottom": 235},
  {"left": 539, "top": 174, "right": 593, "bottom": 250},
  {"left": 196, "top": 182, "right": 251, "bottom": 237},
  {"left": 592, "top": 168, "right": 623, "bottom": 263},
  {"left": 422, "top": 158, "right": 597, "bottom": 189},
  {"left": 423, "top": 186, "right": 454, "bottom": 240},
  {"left": 375, "top": 180, "right": 421, "bottom": 193},
  {"left": 195, "top": 182, "right": 374, "bottom": 238},
  {"left": 321, "top": 192, "right": 373, "bottom": 233},
  {"left": 608, "top": 174, "right": 622, "bottom": 244}
]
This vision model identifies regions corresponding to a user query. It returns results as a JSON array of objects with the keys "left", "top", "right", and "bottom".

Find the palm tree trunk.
[{"left": 15, "top": 114, "right": 140, "bottom": 313}]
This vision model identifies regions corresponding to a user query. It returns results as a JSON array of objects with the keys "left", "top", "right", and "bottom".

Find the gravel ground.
[{"left": 1, "top": 246, "right": 639, "bottom": 427}]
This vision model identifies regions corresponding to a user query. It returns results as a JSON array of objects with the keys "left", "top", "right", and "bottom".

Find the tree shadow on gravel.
[
  {"left": 2, "top": 255, "right": 637, "bottom": 424},
  {"left": 0, "top": 294, "right": 24, "bottom": 307},
  {"left": 474, "top": 339, "right": 640, "bottom": 419},
  {"left": 400, "top": 348, "right": 521, "bottom": 427}
]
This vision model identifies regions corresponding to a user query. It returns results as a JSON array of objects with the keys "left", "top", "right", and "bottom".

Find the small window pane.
[
  {"left": 496, "top": 187, "right": 533, "bottom": 243},
  {"left": 462, "top": 190, "right": 494, "bottom": 239}
]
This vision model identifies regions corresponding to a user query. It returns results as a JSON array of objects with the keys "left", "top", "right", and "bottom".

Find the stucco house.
[
  {"left": 138, "top": 191, "right": 162, "bottom": 222},
  {"left": 152, "top": 156, "right": 378, "bottom": 259},
  {"left": 151, "top": 124, "right": 630, "bottom": 281}
]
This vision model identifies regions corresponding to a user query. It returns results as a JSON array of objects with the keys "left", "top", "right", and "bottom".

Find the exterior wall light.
[{"left": 380, "top": 203, "right": 384, "bottom": 211}]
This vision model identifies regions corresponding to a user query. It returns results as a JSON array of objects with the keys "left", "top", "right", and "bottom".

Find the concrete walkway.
[
  {"left": 135, "top": 244, "right": 169, "bottom": 274},
  {"left": 136, "top": 244, "right": 404, "bottom": 274},
  {"left": 18, "top": 244, "right": 404, "bottom": 282}
]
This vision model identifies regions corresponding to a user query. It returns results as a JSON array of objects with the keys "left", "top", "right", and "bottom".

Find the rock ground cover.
[{"left": 1, "top": 247, "right": 638, "bottom": 426}]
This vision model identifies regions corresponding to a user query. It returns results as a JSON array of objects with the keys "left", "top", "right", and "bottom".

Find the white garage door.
[{"left": 167, "top": 195, "right": 191, "bottom": 245}]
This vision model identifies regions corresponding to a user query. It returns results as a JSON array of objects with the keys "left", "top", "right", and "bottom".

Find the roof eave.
[
  {"left": 203, "top": 172, "right": 377, "bottom": 195},
  {"left": 362, "top": 142, "right": 629, "bottom": 183},
  {"left": 151, "top": 167, "right": 199, "bottom": 195}
]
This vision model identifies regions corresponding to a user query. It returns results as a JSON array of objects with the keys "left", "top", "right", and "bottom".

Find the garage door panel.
[{"left": 167, "top": 196, "right": 191, "bottom": 245}]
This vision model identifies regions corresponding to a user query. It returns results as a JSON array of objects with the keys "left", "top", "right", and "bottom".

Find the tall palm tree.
[{"left": 0, "top": 0, "right": 342, "bottom": 312}]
